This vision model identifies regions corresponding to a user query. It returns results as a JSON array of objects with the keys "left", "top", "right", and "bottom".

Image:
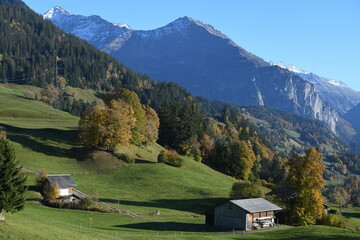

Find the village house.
[
  {"left": 212, "top": 198, "right": 282, "bottom": 230},
  {"left": 46, "top": 174, "right": 77, "bottom": 197}
]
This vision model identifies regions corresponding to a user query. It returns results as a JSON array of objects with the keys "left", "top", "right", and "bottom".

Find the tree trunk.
[{"left": 0, "top": 211, "right": 5, "bottom": 221}]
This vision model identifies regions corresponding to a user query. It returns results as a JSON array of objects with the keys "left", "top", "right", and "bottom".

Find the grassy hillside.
[
  {"left": 0, "top": 86, "right": 235, "bottom": 216},
  {"left": 1, "top": 184, "right": 359, "bottom": 240},
  {"left": 1, "top": 85, "right": 359, "bottom": 239}
]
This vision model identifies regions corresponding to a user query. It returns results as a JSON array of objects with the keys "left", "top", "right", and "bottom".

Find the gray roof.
[
  {"left": 230, "top": 198, "right": 282, "bottom": 213},
  {"left": 47, "top": 174, "right": 77, "bottom": 188}
]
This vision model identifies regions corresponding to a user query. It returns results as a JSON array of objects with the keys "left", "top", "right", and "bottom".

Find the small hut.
[
  {"left": 213, "top": 198, "right": 282, "bottom": 230},
  {"left": 46, "top": 174, "right": 77, "bottom": 197}
]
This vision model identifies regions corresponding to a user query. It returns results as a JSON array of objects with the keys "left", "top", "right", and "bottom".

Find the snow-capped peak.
[
  {"left": 44, "top": 6, "right": 69, "bottom": 19},
  {"left": 273, "top": 62, "right": 309, "bottom": 74},
  {"left": 112, "top": 23, "right": 131, "bottom": 30}
]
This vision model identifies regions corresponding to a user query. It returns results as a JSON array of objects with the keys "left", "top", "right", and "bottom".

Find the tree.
[
  {"left": 230, "top": 141, "right": 256, "bottom": 180},
  {"left": 78, "top": 99, "right": 135, "bottom": 148},
  {"left": 285, "top": 147, "right": 325, "bottom": 226},
  {"left": 329, "top": 186, "right": 351, "bottom": 213},
  {"left": 103, "top": 89, "right": 147, "bottom": 145},
  {"left": 43, "top": 184, "right": 60, "bottom": 200},
  {"left": 40, "top": 84, "right": 59, "bottom": 106},
  {"left": 144, "top": 105, "right": 160, "bottom": 143},
  {"left": 0, "top": 138, "right": 27, "bottom": 221},
  {"left": 230, "top": 181, "right": 265, "bottom": 199}
]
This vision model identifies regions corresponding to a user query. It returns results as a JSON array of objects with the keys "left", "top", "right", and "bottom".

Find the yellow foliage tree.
[
  {"left": 43, "top": 184, "right": 60, "bottom": 200},
  {"left": 144, "top": 105, "right": 160, "bottom": 143},
  {"left": 287, "top": 147, "right": 325, "bottom": 226},
  {"left": 78, "top": 99, "right": 135, "bottom": 148}
]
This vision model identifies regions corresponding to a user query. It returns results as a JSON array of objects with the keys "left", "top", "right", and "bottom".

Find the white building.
[{"left": 46, "top": 174, "right": 77, "bottom": 197}]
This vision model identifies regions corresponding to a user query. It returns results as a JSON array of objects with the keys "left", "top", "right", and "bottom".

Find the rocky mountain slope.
[
  {"left": 44, "top": 7, "right": 356, "bottom": 138},
  {"left": 274, "top": 62, "right": 360, "bottom": 115}
]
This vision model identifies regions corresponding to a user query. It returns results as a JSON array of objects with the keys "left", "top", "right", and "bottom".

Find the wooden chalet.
[
  {"left": 46, "top": 174, "right": 77, "bottom": 197},
  {"left": 213, "top": 198, "right": 282, "bottom": 230}
]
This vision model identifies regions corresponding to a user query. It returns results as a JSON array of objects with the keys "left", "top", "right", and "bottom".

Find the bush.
[
  {"left": 116, "top": 153, "right": 134, "bottom": 163},
  {"left": 36, "top": 171, "right": 48, "bottom": 187},
  {"left": 230, "top": 181, "right": 265, "bottom": 199},
  {"left": 318, "top": 214, "right": 347, "bottom": 228},
  {"left": 23, "top": 90, "right": 36, "bottom": 99},
  {"left": 356, "top": 225, "right": 360, "bottom": 232},
  {"left": 43, "top": 184, "right": 59, "bottom": 200},
  {"left": 79, "top": 197, "right": 94, "bottom": 210},
  {"left": 157, "top": 149, "right": 183, "bottom": 167}
]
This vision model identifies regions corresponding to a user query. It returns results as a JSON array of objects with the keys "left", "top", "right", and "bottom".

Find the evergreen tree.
[{"left": 0, "top": 138, "right": 27, "bottom": 221}]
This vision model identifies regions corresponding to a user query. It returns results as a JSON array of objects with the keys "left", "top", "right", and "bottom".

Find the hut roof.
[
  {"left": 230, "top": 198, "right": 282, "bottom": 213},
  {"left": 47, "top": 174, "right": 77, "bottom": 188}
]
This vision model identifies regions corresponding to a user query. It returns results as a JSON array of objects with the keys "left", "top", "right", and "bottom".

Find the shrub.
[
  {"left": 116, "top": 153, "right": 134, "bottom": 163},
  {"left": 356, "top": 225, "right": 360, "bottom": 232},
  {"left": 23, "top": 90, "right": 36, "bottom": 99},
  {"left": 36, "top": 171, "right": 48, "bottom": 187},
  {"left": 318, "top": 214, "right": 347, "bottom": 228},
  {"left": 157, "top": 149, "right": 183, "bottom": 167},
  {"left": 230, "top": 181, "right": 265, "bottom": 199},
  {"left": 43, "top": 184, "right": 59, "bottom": 200},
  {"left": 79, "top": 197, "right": 94, "bottom": 210},
  {"left": 193, "top": 148, "right": 202, "bottom": 162}
]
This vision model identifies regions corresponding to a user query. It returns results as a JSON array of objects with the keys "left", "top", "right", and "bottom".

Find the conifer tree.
[{"left": 0, "top": 138, "right": 27, "bottom": 221}]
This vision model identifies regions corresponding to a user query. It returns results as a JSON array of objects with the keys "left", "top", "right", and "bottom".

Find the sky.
[{"left": 23, "top": 0, "right": 360, "bottom": 91}]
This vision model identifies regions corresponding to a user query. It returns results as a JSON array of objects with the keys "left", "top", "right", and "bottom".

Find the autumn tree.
[
  {"left": 329, "top": 186, "right": 351, "bottom": 213},
  {"left": 103, "top": 89, "right": 147, "bottom": 145},
  {"left": 43, "top": 184, "right": 60, "bottom": 200},
  {"left": 229, "top": 141, "right": 256, "bottom": 180},
  {"left": 144, "top": 105, "right": 160, "bottom": 143},
  {"left": 285, "top": 147, "right": 325, "bottom": 226},
  {"left": 40, "top": 84, "right": 59, "bottom": 106},
  {"left": 0, "top": 138, "right": 27, "bottom": 221},
  {"left": 78, "top": 99, "right": 135, "bottom": 148}
]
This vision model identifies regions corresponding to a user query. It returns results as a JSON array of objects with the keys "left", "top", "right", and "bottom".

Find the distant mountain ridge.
[
  {"left": 274, "top": 62, "right": 360, "bottom": 115},
  {"left": 43, "top": 7, "right": 357, "bottom": 140},
  {"left": 43, "top": 6, "right": 131, "bottom": 52}
]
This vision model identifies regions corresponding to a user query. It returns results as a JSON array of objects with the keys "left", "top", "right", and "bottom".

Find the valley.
[{"left": 0, "top": 1, "right": 360, "bottom": 239}]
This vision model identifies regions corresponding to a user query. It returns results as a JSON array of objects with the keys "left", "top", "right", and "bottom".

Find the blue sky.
[{"left": 24, "top": 0, "right": 360, "bottom": 91}]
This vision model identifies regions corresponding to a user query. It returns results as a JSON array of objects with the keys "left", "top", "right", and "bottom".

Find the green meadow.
[{"left": 0, "top": 85, "right": 359, "bottom": 239}]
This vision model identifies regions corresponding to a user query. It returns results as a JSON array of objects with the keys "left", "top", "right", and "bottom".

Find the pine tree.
[{"left": 0, "top": 138, "right": 27, "bottom": 221}]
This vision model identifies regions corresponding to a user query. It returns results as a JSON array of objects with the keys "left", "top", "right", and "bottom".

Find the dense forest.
[
  {"left": 239, "top": 106, "right": 345, "bottom": 153},
  {"left": 0, "top": 2, "right": 197, "bottom": 113}
]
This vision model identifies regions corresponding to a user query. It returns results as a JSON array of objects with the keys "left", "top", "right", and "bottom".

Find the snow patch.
[
  {"left": 273, "top": 62, "right": 309, "bottom": 74},
  {"left": 44, "top": 6, "right": 69, "bottom": 19}
]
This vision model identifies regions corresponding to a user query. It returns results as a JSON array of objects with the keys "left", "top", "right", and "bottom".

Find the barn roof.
[
  {"left": 230, "top": 198, "right": 282, "bottom": 213},
  {"left": 47, "top": 174, "right": 77, "bottom": 188}
]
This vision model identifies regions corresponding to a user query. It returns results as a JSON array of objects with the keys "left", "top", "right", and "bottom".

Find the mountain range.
[
  {"left": 44, "top": 6, "right": 359, "bottom": 141},
  {"left": 274, "top": 62, "right": 360, "bottom": 115}
]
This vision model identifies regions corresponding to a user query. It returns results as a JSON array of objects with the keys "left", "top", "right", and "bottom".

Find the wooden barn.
[
  {"left": 213, "top": 198, "right": 282, "bottom": 230},
  {"left": 46, "top": 174, "right": 77, "bottom": 197}
]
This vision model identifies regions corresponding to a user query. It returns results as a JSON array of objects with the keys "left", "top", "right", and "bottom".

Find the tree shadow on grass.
[
  {"left": 100, "top": 198, "right": 227, "bottom": 215},
  {"left": 1, "top": 123, "right": 77, "bottom": 158},
  {"left": 342, "top": 212, "right": 360, "bottom": 218},
  {"left": 134, "top": 158, "right": 155, "bottom": 164},
  {"left": 113, "top": 221, "right": 211, "bottom": 232}
]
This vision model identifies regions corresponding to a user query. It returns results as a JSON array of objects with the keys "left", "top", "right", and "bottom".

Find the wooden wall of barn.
[{"left": 214, "top": 202, "right": 248, "bottom": 230}]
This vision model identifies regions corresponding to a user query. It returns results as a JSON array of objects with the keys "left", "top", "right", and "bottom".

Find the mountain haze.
[{"left": 44, "top": 7, "right": 347, "bottom": 136}]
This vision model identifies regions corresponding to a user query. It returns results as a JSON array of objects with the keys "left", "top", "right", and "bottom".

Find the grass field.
[{"left": 0, "top": 84, "right": 359, "bottom": 239}]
